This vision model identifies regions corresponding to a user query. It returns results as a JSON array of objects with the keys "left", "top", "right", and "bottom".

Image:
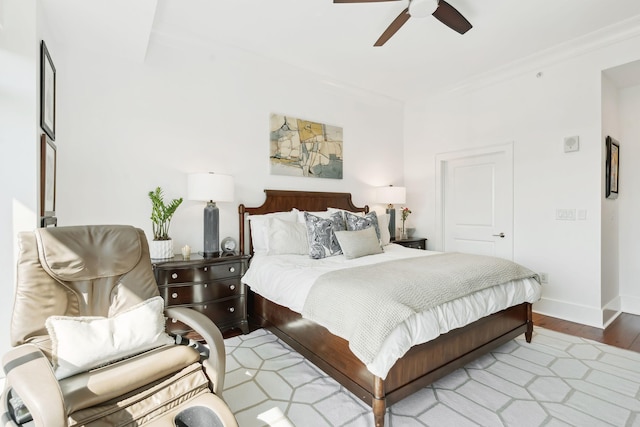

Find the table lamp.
[
  {"left": 187, "top": 172, "right": 234, "bottom": 257},
  {"left": 376, "top": 185, "right": 406, "bottom": 240}
]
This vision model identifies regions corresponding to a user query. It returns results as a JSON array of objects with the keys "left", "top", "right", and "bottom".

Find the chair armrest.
[
  {"left": 2, "top": 344, "right": 66, "bottom": 427},
  {"left": 164, "top": 307, "right": 226, "bottom": 394}
]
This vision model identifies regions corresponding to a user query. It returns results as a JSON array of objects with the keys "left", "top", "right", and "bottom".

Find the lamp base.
[
  {"left": 201, "top": 251, "right": 220, "bottom": 258},
  {"left": 386, "top": 207, "right": 396, "bottom": 240},
  {"left": 203, "top": 201, "right": 220, "bottom": 256}
]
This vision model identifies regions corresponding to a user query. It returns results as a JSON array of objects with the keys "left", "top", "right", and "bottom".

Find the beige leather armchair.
[{"left": 1, "top": 225, "right": 238, "bottom": 427}]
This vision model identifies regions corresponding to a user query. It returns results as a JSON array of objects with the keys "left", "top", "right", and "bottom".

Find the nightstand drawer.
[
  {"left": 166, "top": 297, "right": 246, "bottom": 333},
  {"left": 195, "top": 297, "right": 246, "bottom": 323},
  {"left": 393, "top": 237, "right": 427, "bottom": 250},
  {"left": 156, "top": 261, "right": 243, "bottom": 285},
  {"left": 160, "top": 278, "right": 242, "bottom": 304},
  {"left": 402, "top": 241, "right": 425, "bottom": 250}
]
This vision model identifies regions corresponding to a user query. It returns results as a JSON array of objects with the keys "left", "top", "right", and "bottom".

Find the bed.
[{"left": 238, "top": 190, "right": 540, "bottom": 426}]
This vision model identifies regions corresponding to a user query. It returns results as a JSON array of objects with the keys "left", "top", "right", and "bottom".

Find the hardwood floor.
[{"left": 533, "top": 312, "right": 640, "bottom": 353}]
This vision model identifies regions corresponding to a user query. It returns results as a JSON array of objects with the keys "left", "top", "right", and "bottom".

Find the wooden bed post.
[
  {"left": 238, "top": 204, "right": 246, "bottom": 255},
  {"left": 525, "top": 303, "right": 533, "bottom": 343},
  {"left": 373, "top": 376, "right": 386, "bottom": 427}
]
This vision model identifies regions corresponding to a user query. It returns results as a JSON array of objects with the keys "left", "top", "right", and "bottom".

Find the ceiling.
[{"left": 42, "top": 0, "right": 640, "bottom": 102}]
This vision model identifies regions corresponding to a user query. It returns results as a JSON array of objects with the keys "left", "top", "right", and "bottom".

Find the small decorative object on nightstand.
[
  {"left": 153, "top": 253, "right": 250, "bottom": 338},
  {"left": 393, "top": 237, "right": 427, "bottom": 250},
  {"left": 220, "top": 236, "right": 237, "bottom": 255}
]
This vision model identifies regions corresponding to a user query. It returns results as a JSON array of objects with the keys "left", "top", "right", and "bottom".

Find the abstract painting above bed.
[{"left": 269, "top": 113, "right": 343, "bottom": 179}]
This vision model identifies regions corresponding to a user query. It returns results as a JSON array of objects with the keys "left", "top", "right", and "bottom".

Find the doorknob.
[{"left": 492, "top": 233, "right": 505, "bottom": 238}]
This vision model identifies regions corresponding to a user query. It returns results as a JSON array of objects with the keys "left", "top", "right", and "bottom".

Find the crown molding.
[{"left": 422, "top": 15, "right": 640, "bottom": 100}]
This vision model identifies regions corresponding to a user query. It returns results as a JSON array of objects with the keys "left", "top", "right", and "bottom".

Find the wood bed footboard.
[
  {"left": 249, "top": 289, "right": 532, "bottom": 426},
  {"left": 239, "top": 190, "right": 534, "bottom": 426}
]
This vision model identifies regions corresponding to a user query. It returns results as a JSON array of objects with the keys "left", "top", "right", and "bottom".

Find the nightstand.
[
  {"left": 153, "top": 253, "right": 250, "bottom": 338},
  {"left": 393, "top": 237, "right": 427, "bottom": 250}
]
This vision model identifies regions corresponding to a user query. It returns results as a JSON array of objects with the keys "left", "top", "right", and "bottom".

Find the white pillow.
[
  {"left": 266, "top": 217, "right": 309, "bottom": 255},
  {"left": 377, "top": 212, "right": 391, "bottom": 246},
  {"left": 248, "top": 209, "right": 298, "bottom": 253},
  {"left": 45, "top": 296, "right": 174, "bottom": 380},
  {"left": 335, "top": 227, "right": 384, "bottom": 260}
]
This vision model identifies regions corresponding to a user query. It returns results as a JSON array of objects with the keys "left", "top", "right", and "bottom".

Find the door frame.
[{"left": 434, "top": 142, "right": 514, "bottom": 255}]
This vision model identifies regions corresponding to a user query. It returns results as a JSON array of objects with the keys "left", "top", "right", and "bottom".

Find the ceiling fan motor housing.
[{"left": 409, "top": 0, "right": 439, "bottom": 18}]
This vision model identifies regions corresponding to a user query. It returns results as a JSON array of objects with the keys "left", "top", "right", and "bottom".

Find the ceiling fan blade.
[
  {"left": 374, "top": 7, "right": 410, "bottom": 46},
  {"left": 334, "top": 0, "right": 400, "bottom": 3},
  {"left": 432, "top": 0, "right": 472, "bottom": 34}
]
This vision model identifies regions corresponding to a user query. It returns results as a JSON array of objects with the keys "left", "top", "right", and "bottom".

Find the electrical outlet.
[{"left": 539, "top": 272, "right": 548, "bottom": 284}]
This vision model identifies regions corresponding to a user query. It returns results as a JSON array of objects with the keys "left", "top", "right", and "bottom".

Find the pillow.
[
  {"left": 327, "top": 208, "right": 364, "bottom": 218},
  {"left": 296, "top": 210, "right": 331, "bottom": 223},
  {"left": 377, "top": 212, "right": 391, "bottom": 246},
  {"left": 248, "top": 209, "right": 298, "bottom": 253},
  {"left": 45, "top": 296, "right": 174, "bottom": 380},
  {"left": 266, "top": 217, "right": 309, "bottom": 255},
  {"left": 345, "top": 211, "right": 382, "bottom": 244},
  {"left": 304, "top": 211, "right": 346, "bottom": 259},
  {"left": 335, "top": 227, "right": 384, "bottom": 260}
]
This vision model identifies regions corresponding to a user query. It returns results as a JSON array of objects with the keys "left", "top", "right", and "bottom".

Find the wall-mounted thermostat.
[{"left": 564, "top": 136, "right": 580, "bottom": 153}]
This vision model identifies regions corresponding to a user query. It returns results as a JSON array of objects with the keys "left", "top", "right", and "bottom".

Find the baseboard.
[
  {"left": 602, "top": 297, "right": 622, "bottom": 328},
  {"left": 533, "top": 297, "right": 604, "bottom": 328},
  {"left": 621, "top": 295, "right": 640, "bottom": 316}
]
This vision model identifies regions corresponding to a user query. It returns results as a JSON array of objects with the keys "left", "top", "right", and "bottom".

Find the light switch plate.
[{"left": 556, "top": 209, "right": 576, "bottom": 220}]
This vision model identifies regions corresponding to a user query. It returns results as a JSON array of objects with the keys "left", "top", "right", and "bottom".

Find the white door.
[{"left": 436, "top": 143, "right": 513, "bottom": 260}]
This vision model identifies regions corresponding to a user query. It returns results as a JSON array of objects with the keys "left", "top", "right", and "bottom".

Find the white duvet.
[{"left": 241, "top": 245, "right": 542, "bottom": 378}]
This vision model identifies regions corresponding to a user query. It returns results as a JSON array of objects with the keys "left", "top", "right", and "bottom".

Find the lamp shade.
[
  {"left": 376, "top": 186, "right": 406, "bottom": 205},
  {"left": 187, "top": 173, "right": 234, "bottom": 202}
]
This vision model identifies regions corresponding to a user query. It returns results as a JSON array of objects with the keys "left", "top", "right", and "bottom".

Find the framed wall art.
[
  {"left": 40, "top": 40, "right": 56, "bottom": 140},
  {"left": 270, "top": 113, "right": 343, "bottom": 179},
  {"left": 40, "top": 134, "right": 57, "bottom": 221},
  {"left": 605, "top": 136, "right": 619, "bottom": 200}
]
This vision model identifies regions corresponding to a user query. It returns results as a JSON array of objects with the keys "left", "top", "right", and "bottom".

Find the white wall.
[
  {"left": 618, "top": 84, "right": 640, "bottom": 313},
  {"left": 404, "top": 33, "right": 640, "bottom": 327},
  {"left": 600, "top": 75, "right": 620, "bottom": 324},
  {"left": 0, "top": 0, "right": 39, "bottom": 365},
  {"left": 55, "top": 34, "right": 404, "bottom": 254}
]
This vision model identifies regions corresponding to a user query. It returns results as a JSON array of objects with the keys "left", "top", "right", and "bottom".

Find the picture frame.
[
  {"left": 40, "top": 40, "right": 56, "bottom": 141},
  {"left": 605, "top": 136, "right": 619, "bottom": 200},
  {"left": 40, "top": 134, "right": 57, "bottom": 219}
]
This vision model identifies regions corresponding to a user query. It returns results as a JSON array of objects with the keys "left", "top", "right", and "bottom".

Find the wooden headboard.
[{"left": 238, "top": 190, "right": 369, "bottom": 254}]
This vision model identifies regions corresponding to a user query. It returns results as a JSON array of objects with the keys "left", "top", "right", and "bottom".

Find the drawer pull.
[
  {"left": 171, "top": 273, "right": 178, "bottom": 279},
  {"left": 230, "top": 284, "right": 236, "bottom": 291},
  {"left": 229, "top": 267, "right": 235, "bottom": 273},
  {"left": 203, "top": 283, "right": 208, "bottom": 288},
  {"left": 228, "top": 307, "right": 235, "bottom": 313},
  {"left": 203, "top": 305, "right": 207, "bottom": 309},
  {"left": 203, "top": 267, "right": 208, "bottom": 272},
  {"left": 172, "top": 292, "right": 178, "bottom": 299}
]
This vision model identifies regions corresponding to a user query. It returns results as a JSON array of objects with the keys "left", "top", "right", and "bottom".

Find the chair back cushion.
[{"left": 11, "top": 225, "right": 161, "bottom": 349}]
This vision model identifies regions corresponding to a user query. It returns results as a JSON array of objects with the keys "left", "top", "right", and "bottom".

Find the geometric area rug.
[{"left": 223, "top": 328, "right": 640, "bottom": 426}]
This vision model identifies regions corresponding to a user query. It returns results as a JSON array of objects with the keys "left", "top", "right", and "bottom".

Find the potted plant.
[{"left": 148, "top": 187, "right": 183, "bottom": 259}]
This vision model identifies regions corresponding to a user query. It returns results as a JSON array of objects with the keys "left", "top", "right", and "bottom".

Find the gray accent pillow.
[
  {"left": 335, "top": 227, "right": 384, "bottom": 259},
  {"left": 304, "top": 211, "right": 346, "bottom": 259},
  {"left": 345, "top": 211, "right": 381, "bottom": 243}
]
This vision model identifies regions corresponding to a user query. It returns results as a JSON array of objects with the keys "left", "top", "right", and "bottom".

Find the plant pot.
[{"left": 149, "top": 239, "right": 174, "bottom": 259}]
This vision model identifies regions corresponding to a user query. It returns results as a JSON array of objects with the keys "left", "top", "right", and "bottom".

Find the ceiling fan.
[{"left": 334, "top": 0, "right": 472, "bottom": 46}]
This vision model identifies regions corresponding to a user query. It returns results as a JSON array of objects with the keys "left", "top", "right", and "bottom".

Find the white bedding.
[{"left": 241, "top": 244, "right": 542, "bottom": 378}]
